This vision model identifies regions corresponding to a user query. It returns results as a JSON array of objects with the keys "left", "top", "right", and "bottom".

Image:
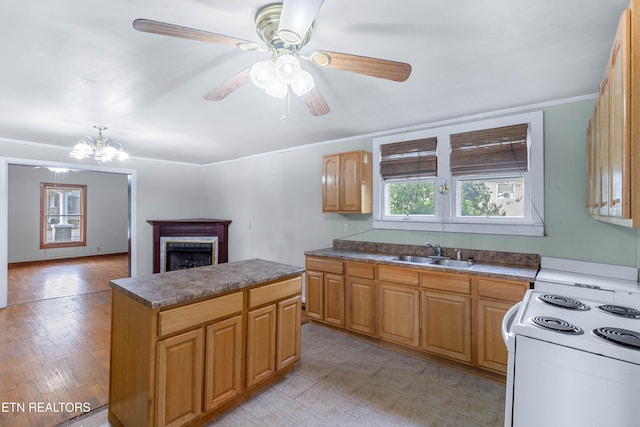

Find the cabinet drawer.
[
  {"left": 345, "top": 261, "right": 375, "bottom": 279},
  {"left": 378, "top": 265, "right": 420, "bottom": 287},
  {"left": 249, "top": 276, "right": 302, "bottom": 309},
  {"left": 306, "top": 257, "right": 344, "bottom": 275},
  {"left": 421, "top": 272, "right": 471, "bottom": 294},
  {"left": 477, "top": 278, "right": 529, "bottom": 303},
  {"left": 159, "top": 291, "right": 243, "bottom": 338}
]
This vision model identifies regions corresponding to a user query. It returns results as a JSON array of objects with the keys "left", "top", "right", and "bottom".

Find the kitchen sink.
[
  {"left": 429, "top": 258, "right": 475, "bottom": 269},
  {"left": 388, "top": 255, "right": 433, "bottom": 264}
]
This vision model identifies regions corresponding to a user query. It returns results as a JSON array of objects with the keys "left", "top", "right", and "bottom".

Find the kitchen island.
[{"left": 108, "top": 258, "right": 304, "bottom": 427}]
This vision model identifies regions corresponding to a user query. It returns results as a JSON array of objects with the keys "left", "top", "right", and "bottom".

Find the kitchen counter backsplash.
[{"left": 332, "top": 239, "right": 540, "bottom": 267}]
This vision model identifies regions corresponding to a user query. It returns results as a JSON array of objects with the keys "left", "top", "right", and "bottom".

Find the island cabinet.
[
  {"left": 322, "top": 150, "right": 373, "bottom": 213},
  {"left": 108, "top": 259, "right": 303, "bottom": 427},
  {"left": 246, "top": 279, "right": 302, "bottom": 388},
  {"left": 377, "top": 265, "right": 420, "bottom": 348},
  {"left": 420, "top": 272, "right": 472, "bottom": 363},
  {"left": 475, "top": 277, "right": 528, "bottom": 374},
  {"left": 345, "top": 261, "right": 376, "bottom": 336},
  {"left": 305, "top": 257, "right": 345, "bottom": 326}
]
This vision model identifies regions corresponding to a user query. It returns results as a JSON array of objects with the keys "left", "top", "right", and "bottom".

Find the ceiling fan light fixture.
[
  {"left": 250, "top": 60, "right": 277, "bottom": 90},
  {"left": 291, "top": 69, "right": 315, "bottom": 96},
  {"left": 274, "top": 54, "right": 301, "bottom": 84},
  {"left": 277, "top": 0, "right": 324, "bottom": 45}
]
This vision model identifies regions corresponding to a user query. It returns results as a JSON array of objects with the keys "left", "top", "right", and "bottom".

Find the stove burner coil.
[
  {"left": 529, "top": 316, "right": 584, "bottom": 334},
  {"left": 593, "top": 327, "right": 640, "bottom": 350},
  {"left": 597, "top": 304, "right": 640, "bottom": 319},
  {"left": 537, "top": 294, "right": 590, "bottom": 311}
]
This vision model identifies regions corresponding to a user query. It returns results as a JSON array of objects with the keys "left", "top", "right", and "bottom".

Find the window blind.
[
  {"left": 380, "top": 137, "right": 437, "bottom": 179},
  {"left": 450, "top": 124, "right": 529, "bottom": 176}
]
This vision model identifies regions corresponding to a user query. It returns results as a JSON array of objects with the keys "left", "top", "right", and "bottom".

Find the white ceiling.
[{"left": 0, "top": 0, "right": 629, "bottom": 164}]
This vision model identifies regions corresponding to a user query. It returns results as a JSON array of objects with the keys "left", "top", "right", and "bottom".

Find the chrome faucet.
[{"left": 425, "top": 242, "right": 442, "bottom": 257}]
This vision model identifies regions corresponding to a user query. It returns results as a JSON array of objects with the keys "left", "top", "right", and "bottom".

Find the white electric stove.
[{"left": 502, "top": 257, "right": 640, "bottom": 427}]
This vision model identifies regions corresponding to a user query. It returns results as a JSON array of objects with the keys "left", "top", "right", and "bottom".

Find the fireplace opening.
[{"left": 161, "top": 237, "right": 218, "bottom": 272}]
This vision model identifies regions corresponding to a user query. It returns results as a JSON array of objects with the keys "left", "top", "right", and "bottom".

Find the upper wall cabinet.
[
  {"left": 587, "top": 4, "right": 639, "bottom": 227},
  {"left": 322, "top": 150, "right": 373, "bottom": 213}
]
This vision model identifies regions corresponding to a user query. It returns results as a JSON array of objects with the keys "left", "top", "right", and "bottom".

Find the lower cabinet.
[
  {"left": 421, "top": 291, "right": 472, "bottom": 363},
  {"left": 204, "top": 315, "right": 242, "bottom": 411},
  {"left": 476, "top": 298, "right": 513, "bottom": 373},
  {"left": 246, "top": 305, "right": 276, "bottom": 387},
  {"left": 158, "top": 315, "right": 243, "bottom": 427},
  {"left": 378, "top": 282, "right": 420, "bottom": 348},
  {"left": 276, "top": 295, "right": 302, "bottom": 369},
  {"left": 247, "top": 295, "right": 302, "bottom": 388},
  {"left": 304, "top": 255, "right": 531, "bottom": 378},
  {"left": 345, "top": 261, "right": 376, "bottom": 336},
  {"left": 305, "top": 257, "right": 345, "bottom": 326},
  {"left": 346, "top": 276, "right": 376, "bottom": 335},
  {"left": 156, "top": 329, "right": 204, "bottom": 427},
  {"left": 476, "top": 277, "right": 529, "bottom": 374}
]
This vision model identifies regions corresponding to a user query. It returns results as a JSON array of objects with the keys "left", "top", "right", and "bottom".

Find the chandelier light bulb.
[
  {"left": 275, "top": 54, "right": 301, "bottom": 84},
  {"left": 265, "top": 79, "right": 288, "bottom": 99},
  {"left": 291, "top": 69, "right": 315, "bottom": 96},
  {"left": 250, "top": 60, "right": 277, "bottom": 90}
]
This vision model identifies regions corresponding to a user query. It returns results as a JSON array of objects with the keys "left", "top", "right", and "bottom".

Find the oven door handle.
[{"left": 501, "top": 301, "right": 522, "bottom": 347}]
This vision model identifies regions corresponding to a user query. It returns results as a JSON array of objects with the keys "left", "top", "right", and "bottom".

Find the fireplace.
[
  {"left": 161, "top": 237, "right": 218, "bottom": 272},
  {"left": 148, "top": 219, "right": 231, "bottom": 273}
]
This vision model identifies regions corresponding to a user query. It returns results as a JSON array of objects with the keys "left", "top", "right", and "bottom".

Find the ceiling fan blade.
[
  {"left": 278, "top": 0, "right": 325, "bottom": 44},
  {"left": 203, "top": 68, "right": 251, "bottom": 101},
  {"left": 310, "top": 50, "right": 412, "bottom": 82},
  {"left": 133, "top": 18, "right": 259, "bottom": 51},
  {"left": 304, "top": 87, "right": 330, "bottom": 116}
]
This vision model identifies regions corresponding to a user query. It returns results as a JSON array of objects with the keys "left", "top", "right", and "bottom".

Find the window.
[
  {"left": 380, "top": 137, "right": 437, "bottom": 218},
  {"left": 40, "top": 183, "right": 87, "bottom": 248},
  {"left": 372, "top": 111, "right": 544, "bottom": 236}
]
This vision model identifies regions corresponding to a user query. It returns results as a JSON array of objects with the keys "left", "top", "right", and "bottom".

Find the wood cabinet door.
[
  {"left": 346, "top": 276, "right": 376, "bottom": 335},
  {"left": 609, "top": 9, "right": 631, "bottom": 218},
  {"left": 339, "top": 152, "right": 362, "bottom": 212},
  {"left": 322, "top": 155, "right": 340, "bottom": 212},
  {"left": 476, "top": 298, "right": 513, "bottom": 374},
  {"left": 421, "top": 291, "right": 472, "bottom": 363},
  {"left": 599, "top": 71, "right": 611, "bottom": 217},
  {"left": 156, "top": 329, "right": 203, "bottom": 427},
  {"left": 305, "top": 271, "right": 324, "bottom": 320},
  {"left": 324, "top": 273, "right": 345, "bottom": 326},
  {"left": 246, "top": 304, "right": 276, "bottom": 388},
  {"left": 204, "top": 315, "right": 242, "bottom": 412},
  {"left": 378, "top": 282, "right": 420, "bottom": 348},
  {"left": 277, "top": 295, "right": 302, "bottom": 370}
]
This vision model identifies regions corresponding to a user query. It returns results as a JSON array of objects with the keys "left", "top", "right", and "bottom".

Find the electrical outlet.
[
  {"left": 96, "top": 246, "right": 101, "bottom": 252},
  {"left": 343, "top": 223, "right": 349, "bottom": 233}
]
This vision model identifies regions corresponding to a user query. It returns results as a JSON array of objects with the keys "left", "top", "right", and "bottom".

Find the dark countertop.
[
  {"left": 304, "top": 247, "right": 538, "bottom": 283},
  {"left": 110, "top": 258, "right": 305, "bottom": 309}
]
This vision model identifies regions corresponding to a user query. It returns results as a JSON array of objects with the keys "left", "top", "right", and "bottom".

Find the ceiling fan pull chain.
[{"left": 281, "top": 87, "right": 291, "bottom": 121}]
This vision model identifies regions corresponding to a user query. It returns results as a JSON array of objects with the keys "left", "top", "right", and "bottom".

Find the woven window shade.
[
  {"left": 380, "top": 137, "right": 437, "bottom": 179},
  {"left": 450, "top": 124, "right": 529, "bottom": 176}
]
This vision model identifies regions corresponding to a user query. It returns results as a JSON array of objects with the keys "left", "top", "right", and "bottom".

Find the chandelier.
[{"left": 70, "top": 125, "right": 129, "bottom": 162}]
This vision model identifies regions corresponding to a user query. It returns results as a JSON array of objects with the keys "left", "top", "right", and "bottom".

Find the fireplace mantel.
[{"left": 147, "top": 218, "right": 231, "bottom": 273}]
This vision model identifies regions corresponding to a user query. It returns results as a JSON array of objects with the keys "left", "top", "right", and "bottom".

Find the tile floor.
[{"left": 63, "top": 323, "right": 506, "bottom": 427}]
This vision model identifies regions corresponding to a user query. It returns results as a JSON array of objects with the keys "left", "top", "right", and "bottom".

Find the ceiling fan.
[{"left": 133, "top": 0, "right": 412, "bottom": 117}]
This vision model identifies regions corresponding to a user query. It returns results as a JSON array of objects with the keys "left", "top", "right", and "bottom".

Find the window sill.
[{"left": 372, "top": 219, "right": 544, "bottom": 237}]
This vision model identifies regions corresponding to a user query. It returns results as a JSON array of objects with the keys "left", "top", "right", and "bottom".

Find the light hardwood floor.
[{"left": 1, "top": 254, "right": 128, "bottom": 427}]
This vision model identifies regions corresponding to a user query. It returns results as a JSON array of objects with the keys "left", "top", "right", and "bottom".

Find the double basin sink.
[{"left": 387, "top": 254, "right": 476, "bottom": 269}]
